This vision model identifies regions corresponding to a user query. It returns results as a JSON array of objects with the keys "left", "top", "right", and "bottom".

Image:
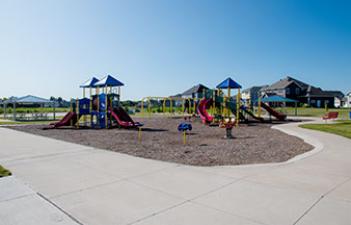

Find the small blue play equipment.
[
  {"left": 178, "top": 123, "right": 192, "bottom": 132},
  {"left": 178, "top": 122, "right": 192, "bottom": 145}
]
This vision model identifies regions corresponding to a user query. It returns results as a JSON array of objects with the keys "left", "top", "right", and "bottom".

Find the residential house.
[
  {"left": 323, "top": 91, "right": 344, "bottom": 108},
  {"left": 241, "top": 85, "right": 268, "bottom": 106},
  {"left": 260, "top": 76, "right": 342, "bottom": 108},
  {"left": 181, "top": 84, "right": 209, "bottom": 99}
]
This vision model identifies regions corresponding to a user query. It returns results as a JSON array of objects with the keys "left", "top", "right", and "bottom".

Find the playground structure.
[
  {"left": 50, "top": 75, "right": 142, "bottom": 129},
  {"left": 196, "top": 78, "right": 289, "bottom": 126},
  {"left": 196, "top": 78, "right": 261, "bottom": 127},
  {"left": 137, "top": 77, "right": 288, "bottom": 130},
  {"left": 140, "top": 96, "right": 198, "bottom": 115}
]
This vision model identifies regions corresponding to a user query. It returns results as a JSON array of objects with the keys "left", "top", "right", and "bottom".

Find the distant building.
[
  {"left": 260, "top": 76, "right": 343, "bottom": 108},
  {"left": 181, "top": 84, "right": 209, "bottom": 99},
  {"left": 343, "top": 92, "right": 351, "bottom": 108},
  {"left": 323, "top": 91, "right": 344, "bottom": 108},
  {"left": 241, "top": 85, "right": 268, "bottom": 106}
]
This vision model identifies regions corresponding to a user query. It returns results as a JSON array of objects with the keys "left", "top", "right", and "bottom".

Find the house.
[
  {"left": 181, "top": 84, "right": 209, "bottom": 99},
  {"left": 343, "top": 92, "right": 351, "bottom": 108},
  {"left": 323, "top": 91, "right": 344, "bottom": 108},
  {"left": 260, "top": 76, "right": 343, "bottom": 108},
  {"left": 241, "top": 85, "right": 268, "bottom": 106}
]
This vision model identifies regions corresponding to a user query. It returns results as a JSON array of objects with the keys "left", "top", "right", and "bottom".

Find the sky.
[{"left": 0, "top": 0, "right": 350, "bottom": 100}]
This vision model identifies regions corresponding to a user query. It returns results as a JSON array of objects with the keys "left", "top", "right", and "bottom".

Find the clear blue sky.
[{"left": 0, "top": 0, "right": 350, "bottom": 100}]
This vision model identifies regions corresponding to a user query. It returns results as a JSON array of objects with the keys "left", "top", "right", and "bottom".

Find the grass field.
[
  {"left": 0, "top": 107, "right": 69, "bottom": 114},
  {"left": 0, "top": 120, "right": 60, "bottom": 125},
  {"left": 275, "top": 107, "right": 351, "bottom": 118},
  {"left": 300, "top": 120, "right": 351, "bottom": 139},
  {"left": 0, "top": 165, "right": 11, "bottom": 177}
]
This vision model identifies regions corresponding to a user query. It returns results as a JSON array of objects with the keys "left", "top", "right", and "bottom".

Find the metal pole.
[
  {"left": 13, "top": 102, "right": 16, "bottom": 121},
  {"left": 236, "top": 88, "right": 240, "bottom": 127}
]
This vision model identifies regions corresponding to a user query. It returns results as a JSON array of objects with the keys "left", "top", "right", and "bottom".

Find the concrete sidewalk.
[
  {"left": 0, "top": 176, "right": 79, "bottom": 225},
  {"left": 0, "top": 119, "right": 351, "bottom": 225}
]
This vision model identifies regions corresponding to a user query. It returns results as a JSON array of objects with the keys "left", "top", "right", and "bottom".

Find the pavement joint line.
[
  {"left": 0, "top": 192, "right": 35, "bottom": 204},
  {"left": 50, "top": 179, "right": 124, "bottom": 199},
  {"left": 123, "top": 178, "right": 188, "bottom": 200},
  {"left": 37, "top": 192, "right": 84, "bottom": 225},
  {"left": 124, "top": 167, "right": 244, "bottom": 202},
  {"left": 50, "top": 165, "right": 180, "bottom": 200},
  {"left": 0, "top": 127, "right": 96, "bottom": 150},
  {"left": 126, "top": 200, "right": 189, "bottom": 225},
  {"left": 321, "top": 177, "right": 351, "bottom": 203},
  {"left": 292, "top": 177, "right": 351, "bottom": 225},
  {"left": 292, "top": 195, "right": 324, "bottom": 225},
  {"left": 1, "top": 149, "right": 89, "bottom": 165},
  {"left": 187, "top": 176, "right": 246, "bottom": 202},
  {"left": 126, "top": 175, "right": 248, "bottom": 225},
  {"left": 190, "top": 201, "right": 270, "bottom": 225},
  {"left": 73, "top": 160, "right": 180, "bottom": 181}
]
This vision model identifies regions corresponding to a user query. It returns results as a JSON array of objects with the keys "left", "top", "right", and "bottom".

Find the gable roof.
[
  {"left": 304, "top": 86, "right": 338, "bottom": 98},
  {"left": 262, "top": 76, "right": 309, "bottom": 91},
  {"left": 242, "top": 85, "right": 268, "bottom": 93},
  {"left": 323, "top": 91, "right": 344, "bottom": 99},
  {"left": 182, "top": 84, "right": 209, "bottom": 96}
]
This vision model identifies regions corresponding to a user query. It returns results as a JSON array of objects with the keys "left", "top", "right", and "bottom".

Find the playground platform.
[{"left": 1, "top": 118, "right": 351, "bottom": 225}]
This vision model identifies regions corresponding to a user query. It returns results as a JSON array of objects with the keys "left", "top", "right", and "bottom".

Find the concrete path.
[{"left": 0, "top": 119, "right": 351, "bottom": 225}]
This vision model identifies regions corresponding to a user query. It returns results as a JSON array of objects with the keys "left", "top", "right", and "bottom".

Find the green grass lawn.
[
  {"left": 0, "top": 165, "right": 11, "bottom": 177},
  {"left": 300, "top": 120, "right": 351, "bottom": 139},
  {"left": 0, "top": 107, "right": 69, "bottom": 114},
  {"left": 275, "top": 107, "right": 351, "bottom": 118},
  {"left": 0, "top": 119, "right": 61, "bottom": 125}
]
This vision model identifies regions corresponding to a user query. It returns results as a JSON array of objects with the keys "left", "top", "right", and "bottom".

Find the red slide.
[
  {"left": 51, "top": 112, "right": 81, "bottom": 128},
  {"left": 261, "top": 103, "right": 287, "bottom": 121},
  {"left": 110, "top": 106, "right": 143, "bottom": 128},
  {"left": 197, "top": 99, "right": 214, "bottom": 124}
]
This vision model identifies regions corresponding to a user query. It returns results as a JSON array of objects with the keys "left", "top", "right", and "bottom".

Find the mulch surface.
[{"left": 8, "top": 117, "right": 313, "bottom": 166}]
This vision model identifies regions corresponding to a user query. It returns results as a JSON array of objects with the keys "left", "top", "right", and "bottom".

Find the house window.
[
  {"left": 286, "top": 88, "right": 290, "bottom": 95},
  {"left": 296, "top": 88, "right": 300, "bottom": 95}
]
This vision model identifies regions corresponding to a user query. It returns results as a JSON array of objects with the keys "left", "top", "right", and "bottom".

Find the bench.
[{"left": 322, "top": 112, "right": 339, "bottom": 121}]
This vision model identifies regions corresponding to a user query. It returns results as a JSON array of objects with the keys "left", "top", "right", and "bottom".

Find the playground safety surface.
[{"left": 8, "top": 117, "right": 312, "bottom": 166}]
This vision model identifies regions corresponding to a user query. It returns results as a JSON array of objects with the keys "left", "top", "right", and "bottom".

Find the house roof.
[
  {"left": 323, "top": 91, "right": 345, "bottom": 99},
  {"left": 304, "top": 86, "right": 338, "bottom": 98},
  {"left": 262, "top": 76, "right": 309, "bottom": 91},
  {"left": 242, "top": 85, "right": 268, "bottom": 93},
  {"left": 4, "top": 95, "right": 52, "bottom": 104},
  {"left": 216, "top": 77, "right": 242, "bottom": 89},
  {"left": 182, "top": 84, "right": 209, "bottom": 96},
  {"left": 94, "top": 75, "right": 124, "bottom": 87}
]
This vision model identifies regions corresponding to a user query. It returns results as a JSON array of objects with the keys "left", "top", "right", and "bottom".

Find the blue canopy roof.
[
  {"left": 216, "top": 77, "right": 242, "bottom": 89},
  {"left": 94, "top": 75, "right": 124, "bottom": 87},
  {"left": 261, "top": 95, "right": 298, "bottom": 103},
  {"left": 80, "top": 77, "right": 99, "bottom": 88}
]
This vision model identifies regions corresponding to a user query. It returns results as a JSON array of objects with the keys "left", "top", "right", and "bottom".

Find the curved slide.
[
  {"left": 241, "top": 106, "right": 264, "bottom": 122},
  {"left": 110, "top": 106, "right": 143, "bottom": 128},
  {"left": 51, "top": 112, "right": 81, "bottom": 128},
  {"left": 261, "top": 103, "right": 287, "bottom": 121},
  {"left": 197, "top": 99, "right": 214, "bottom": 124}
]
